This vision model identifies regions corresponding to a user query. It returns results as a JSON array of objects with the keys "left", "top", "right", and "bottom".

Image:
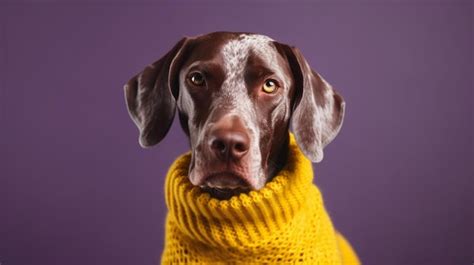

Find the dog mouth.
[{"left": 200, "top": 172, "right": 251, "bottom": 200}]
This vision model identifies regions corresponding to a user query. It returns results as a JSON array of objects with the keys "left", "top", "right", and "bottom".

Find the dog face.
[{"left": 124, "top": 32, "right": 345, "bottom": 199}]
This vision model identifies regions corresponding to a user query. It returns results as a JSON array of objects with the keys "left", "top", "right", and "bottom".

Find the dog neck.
[
  {"left": 267, "top": 132, "right": 290, "bottom": 183},
  {"left": 161, "top": 134, "right": 358, "bottom": 263}
]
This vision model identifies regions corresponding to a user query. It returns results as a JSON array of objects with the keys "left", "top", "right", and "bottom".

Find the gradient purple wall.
[{"left": 1, "top": 1, "right": 472, "bottom": 264}]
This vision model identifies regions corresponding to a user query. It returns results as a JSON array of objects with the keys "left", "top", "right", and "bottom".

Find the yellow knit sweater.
[{"left": 162, "top": 135, "right": 360, "bottom": 264}]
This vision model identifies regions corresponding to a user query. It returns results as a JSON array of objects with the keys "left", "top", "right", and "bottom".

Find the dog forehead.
[
  {"left": 220, "top": 34, "right": 275, "bottom": 69},
  {"left": 206, "top": 34, "right": 275, "bottom": 119},
  {"left": 227, "top": 33, "right": 274, "bottom": 50},
  {"left": 218, "top": 34, "right": 293, "bottom": 91}
]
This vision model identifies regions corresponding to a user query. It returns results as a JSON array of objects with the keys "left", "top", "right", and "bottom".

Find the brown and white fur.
[{"left": 124, "top": 31, "right": 345, "bottom": 199}]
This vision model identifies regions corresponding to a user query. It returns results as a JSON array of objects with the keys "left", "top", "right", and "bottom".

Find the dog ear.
[
  {"left": 275, "top": 43, "right": 345, "bottom": 163},
  {"left": 124, "top": 38, "right": 189, "bottom": 147}
]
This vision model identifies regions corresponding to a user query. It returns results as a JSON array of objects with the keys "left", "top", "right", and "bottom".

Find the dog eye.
[
  {"left": 262, "top": 79, "right": 278, "bottom": 93},
  {"left": 188, "top": 72, "right": 206, "bottom": 86}
]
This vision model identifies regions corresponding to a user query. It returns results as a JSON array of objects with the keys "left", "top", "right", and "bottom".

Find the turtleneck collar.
[{"left": 164, "top": 134, "right": 322, "bottom": 249}]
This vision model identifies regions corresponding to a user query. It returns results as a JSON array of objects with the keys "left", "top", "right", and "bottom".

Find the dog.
[{"left": 124, "top": 32, "right": 359, "bottom": 264}]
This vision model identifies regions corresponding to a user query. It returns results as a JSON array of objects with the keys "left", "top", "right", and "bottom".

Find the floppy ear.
[
  {"left": 275, "top": 43, "right": 345, "bottom": 163},
  {"left": 124, "top": 38, "right": 189, "bottom": 147}
]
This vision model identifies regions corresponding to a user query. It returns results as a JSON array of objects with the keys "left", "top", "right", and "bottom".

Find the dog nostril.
[
  {"left": 230, "top": 136, "right": 249, "bottom": 158},
  {"left": 211, "top": 139, "right": 227, "bottom": 153},
  {"left": 234, "top": 142, "right": 247, "bottom": 153}
]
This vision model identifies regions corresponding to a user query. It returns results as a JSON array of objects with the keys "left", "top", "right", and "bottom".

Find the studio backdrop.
[{"left": 1, "top": 1, "right": 472, "bottom": 264}]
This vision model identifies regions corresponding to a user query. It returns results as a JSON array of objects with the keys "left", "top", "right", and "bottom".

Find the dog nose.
[
  {"left": 210, "top": 130, "right": 250, "bottom": 160},
  {"left": 208, "top": 117, "right": 250, "bottom": 161}
]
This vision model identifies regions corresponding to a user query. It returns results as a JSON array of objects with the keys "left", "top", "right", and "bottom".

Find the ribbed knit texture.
[{"left": 162, "top": 135, "right": 360, "bottom": 264}]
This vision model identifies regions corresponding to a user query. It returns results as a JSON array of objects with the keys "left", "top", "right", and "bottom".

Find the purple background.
[{"left": 1, "top": 1, "right": 472, "bottom": 264}]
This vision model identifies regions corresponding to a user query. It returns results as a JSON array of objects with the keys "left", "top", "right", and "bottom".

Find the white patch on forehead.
[
  {"left": 221, "top": 34, "right": 275, "bottom": 81},
  {"left": 218, "top": 33, "right": 276, "bottom": 116},
  {"left": 217, "top": 34, "right": 277, "bottom": 109}
]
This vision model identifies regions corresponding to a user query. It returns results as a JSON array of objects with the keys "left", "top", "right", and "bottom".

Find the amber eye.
[
  {"left": 189, "top": 72, "right": 205, "bottom": 86},
  {"left": 262, "top": 79, "right": 278, "bottom": 93}
]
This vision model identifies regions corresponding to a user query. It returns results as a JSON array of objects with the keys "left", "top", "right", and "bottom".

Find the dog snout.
[{"left": 208, "top": 117, "right": 250, "bottom": 161}]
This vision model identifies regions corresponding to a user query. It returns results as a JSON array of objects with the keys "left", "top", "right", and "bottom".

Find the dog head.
[{"left": 124, "top": 32, "right": 345, "bottom": 199}]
